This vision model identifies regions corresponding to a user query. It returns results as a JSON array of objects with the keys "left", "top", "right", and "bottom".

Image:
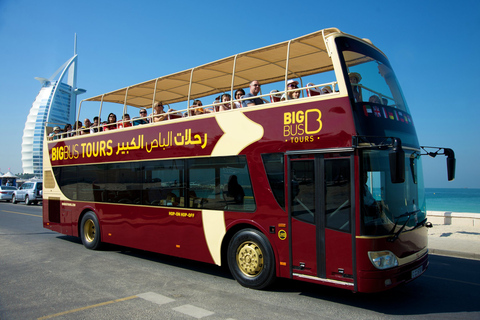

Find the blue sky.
[{"left": 0, "top": 0, "right": 479, "bottom": 188}]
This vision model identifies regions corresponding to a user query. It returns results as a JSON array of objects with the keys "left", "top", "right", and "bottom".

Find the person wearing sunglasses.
[
  {"left": 242, "top": 80, "right": 267, "bottom": 107},
  {"left": 281, "top": 79, "right": 301, "bottom": 101},
  {"left": 133, "top": 108, "right": 150, "bottom": 126}
]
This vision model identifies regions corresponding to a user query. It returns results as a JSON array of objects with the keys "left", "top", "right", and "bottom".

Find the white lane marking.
[
  {"left": 137, "top": 292, "right": 175, "bottom": 305},
  {"left": 173, "top": 304, "right": 215, "bottom": 318}
]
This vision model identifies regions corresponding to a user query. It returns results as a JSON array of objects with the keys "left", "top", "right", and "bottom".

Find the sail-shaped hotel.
[{"left": 21, "top": 42, "right": 86, "bottom": 177}]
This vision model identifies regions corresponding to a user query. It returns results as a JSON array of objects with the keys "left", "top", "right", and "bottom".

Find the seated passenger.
[
  {"left": 369, "top": 95, "right": 381, "bottom": 104},
  {"left": 151, "top": 102, "right": 167, "bottom": 122},
  {"left": 227, "top": 175, "right": 244, "bottom": 204},
  {"left": 281, "top": 80, "right": 300, "bottom": 101},
  {"left": 48, "top": 127, "right": 61, "bottom": 140},
  {"left": 242, "top": 80, "right": 267, "bottom": 107},
  {"left": 349, "top": 72, "right": 363, "bottom": 102},
  {"left": 62, "top": 123, "right": 72, "bottom": 138},
  {"left": 118, "top": 114, "right": 132, "bottom": 128},
  {"left": 104, "top": 113, "right": 117, "bottom": 131},
  {"left": 133, "top": 109, "right": 149, "bottom": 125},
  {"left": 186, "top": 100, "right": 204, "bottom": 116},
  {"left": 321, "top": 86, "right": 333, "bottom": 94},
  {"left": 90, "top": 116, "right": 100, "bottom": 133},
  {"left": 81, "top": 118, "right": 92, "bottom": 135},
  {"left": 219, "top": 93, "right": 233, "bottom": 111},
  {"left": 234, "top": 89, "right": 245, "bottom": 108},
  {"left": 72, "top": 121, "right": 82, "bottom": 136}
]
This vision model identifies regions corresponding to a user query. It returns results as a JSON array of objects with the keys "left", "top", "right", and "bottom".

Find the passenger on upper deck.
[
  {"left": 219, "top": 94, "right": 234, "bottom": 111},
  {"left": 118, "top": 114, "right": 132, "bottom": 128},
  {"left": 49, "top": 127, "right": 61, "bottom": 140},
  {"left": 368, "top": 95, "right": 381, "bottom": 104},
  {"left": 322, "top": 86, "right": 333, "bottom": 94},
  {"left": 104, "top": 113, "right": 117, "bottom": 131},
  {"left": 187, "top": 100, "right": 204, "bottom": 116},
  {"left": 242, "top": 80, "right": 266, "bottom": 107},
  {"left": 63, "top": 124, "right": 72, "bottom": 138},
  {"left": 72, "top": 121, "right": 82, "bottom": 136},
  {"left": 90, "top": 116, "right": 100, "bottom": 133},
  {"left": 234, "top": 89, "right": 245, "bottom": 108},
  {"left": 133, "top": 109, "right": 149, "bottom": 126},
  {"left": 348, "top": 72, "right": 363, "bottom": 102},
  {"left": 281, "top": 80, "right": 300, "bottom": 101},
  {"left": 81, "top": 118, "right": 92, "bottom": 135},
  {"left": 152, "top": 102, "right": 167, "bottom": 122}
]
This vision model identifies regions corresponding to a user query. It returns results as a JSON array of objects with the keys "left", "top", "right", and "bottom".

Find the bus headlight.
[{"left": 368, "top": 251, "right": 399, "bottom": 269}]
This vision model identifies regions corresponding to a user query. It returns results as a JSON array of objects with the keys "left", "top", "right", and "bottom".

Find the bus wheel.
[
  {"left": 227, "top": 229, "right": 276, "bottom": 289},
  {"left": 80, "top": 212, "right": 102, "bottom": 250}
]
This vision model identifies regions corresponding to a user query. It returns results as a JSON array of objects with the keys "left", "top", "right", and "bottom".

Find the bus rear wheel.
[
  {"left": 227, "top": 229, "right": 276, "bottom": 289},
  {"left": 80, "top": 211, "right": 102, "bottom": 250}
]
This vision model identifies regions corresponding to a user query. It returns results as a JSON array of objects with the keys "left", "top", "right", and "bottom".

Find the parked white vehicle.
[
  {"left": 0, "top": 186, "right": 17, "bottom": 202},
  {"left": 12, "top": 180, "right": 42, "bottom": 205}
]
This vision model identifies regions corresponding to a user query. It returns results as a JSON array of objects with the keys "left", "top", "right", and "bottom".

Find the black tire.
[
  {"left": 227, "top": 229, "right": 276, "bottom": 289},
  {"left": 12, "top": 195, "right": 16, "bottom": 204},
  {"left": 80, "top": 211, "right": 102, "bottom": 250},
  {"left": 25, "top": 195, "right": 30, "bottom": 205}
]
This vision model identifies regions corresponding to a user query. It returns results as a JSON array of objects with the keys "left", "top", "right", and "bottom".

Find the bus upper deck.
[{"left": 47, "top": 28, "right": 412, "bottom": 144}]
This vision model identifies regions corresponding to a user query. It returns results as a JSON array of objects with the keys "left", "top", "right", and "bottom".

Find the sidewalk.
[{"left": 428, "top": 224, "right": 480, "bottom": 260}]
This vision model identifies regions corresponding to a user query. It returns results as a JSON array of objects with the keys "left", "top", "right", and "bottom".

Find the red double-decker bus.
[{"left": 43, "top": 28, "right": 455, "bottom": 292}]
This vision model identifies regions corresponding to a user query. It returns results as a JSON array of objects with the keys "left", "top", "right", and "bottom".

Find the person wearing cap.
[
  {"left": 49, "top": 126, "right": 61, "bottom": 140},
  {"left": 242, "top": 80, "right": 267, "bottom": 107},
  {"left": 348, "top": 72, "right": 363, "bottom": 102},
  {"left": 321, "top": 86, "right": 333, "bottom": 94},
  {"left": 281, "top": 79, "right": 301, "bottom": 101}
]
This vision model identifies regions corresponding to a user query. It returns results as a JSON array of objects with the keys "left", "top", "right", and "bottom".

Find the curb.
[{"left": 429, "top": 248, "right": 480, "bottom": 261}]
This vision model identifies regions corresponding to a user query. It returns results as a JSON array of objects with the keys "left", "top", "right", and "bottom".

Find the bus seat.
[
  {"left": 167, "top": 109, "right": 182, "bottom": 120},
  {"left": 270, "top": 90, "right": 282, "bottom": 102},
  {"left": 306, "top": 83, "right": 321, "bottom": 97}
]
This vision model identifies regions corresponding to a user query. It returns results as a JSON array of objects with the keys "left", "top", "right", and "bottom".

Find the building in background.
[{"left": 21, "top": 38, "right": 86, "bottom": 177}]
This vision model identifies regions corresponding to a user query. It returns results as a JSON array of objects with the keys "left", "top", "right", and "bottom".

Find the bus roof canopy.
[{"left": 83, "top": 28, "right": 370, "bottom": 109}]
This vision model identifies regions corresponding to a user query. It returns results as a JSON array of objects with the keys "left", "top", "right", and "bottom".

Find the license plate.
[{"left": 411, "top": 266, "right": 423, "bottom": 279}]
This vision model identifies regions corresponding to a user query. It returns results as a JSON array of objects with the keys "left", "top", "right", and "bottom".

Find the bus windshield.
[
  {"left": 338, "top": 37, "right": 409, "bottom": 113},
  {"left": 361, "top": 149, "right": 426, "bottom": 236}
]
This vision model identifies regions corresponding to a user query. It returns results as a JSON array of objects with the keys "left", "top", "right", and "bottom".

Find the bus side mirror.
[
  {"left": 389, "top": 138, "right": 405, "bottom": 183},
  {"left": 445, "top": 148, "right": 456, "bottom": 181}
]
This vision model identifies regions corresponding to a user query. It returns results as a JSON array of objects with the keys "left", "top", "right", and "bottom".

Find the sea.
[{"left": 425, "top": 188, "right": 480, "bottom": 214}]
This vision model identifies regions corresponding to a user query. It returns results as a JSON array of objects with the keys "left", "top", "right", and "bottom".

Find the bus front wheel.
[
  {"left": 80, "top": 211, "right": 102, "bottom": 250},
  {"left": 227, "top": 229, "right": 276, "bottom": 289}
]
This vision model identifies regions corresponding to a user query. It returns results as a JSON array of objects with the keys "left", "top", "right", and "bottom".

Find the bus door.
[{"left": 288, "top": 153, "right": 355, "bottom": 284}]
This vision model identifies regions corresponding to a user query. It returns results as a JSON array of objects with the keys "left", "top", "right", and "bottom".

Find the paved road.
[{"left": 1, "top": 202, "right": 479, "bottom": 320}]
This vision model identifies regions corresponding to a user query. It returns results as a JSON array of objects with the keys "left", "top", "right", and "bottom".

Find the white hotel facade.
[{"left": 21, "top": 51, "right": 85, "bottom": 177}]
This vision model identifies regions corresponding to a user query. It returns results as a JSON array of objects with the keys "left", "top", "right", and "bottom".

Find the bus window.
[
  {"left": 291, "top": 160, "right": 315, "bottom": 224},
  {"left": 325, "top": 159, "right": 351, "bottom": 232},
  {"left": 262, "top": 153, "right": 285, "bottom": 209},
  {"left": 187, "top": 156, "right": 255, "bottom": 211},
  {"left": 143, "top": 160, "right": 184, "bottom": 206}
]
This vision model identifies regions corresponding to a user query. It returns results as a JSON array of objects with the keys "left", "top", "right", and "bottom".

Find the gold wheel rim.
[
  {"left": 83, "top": 219, "right": 96, "bottom": 243},
  {"left": 236, "top": 241, "right": 264, "bottom": 277}
]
